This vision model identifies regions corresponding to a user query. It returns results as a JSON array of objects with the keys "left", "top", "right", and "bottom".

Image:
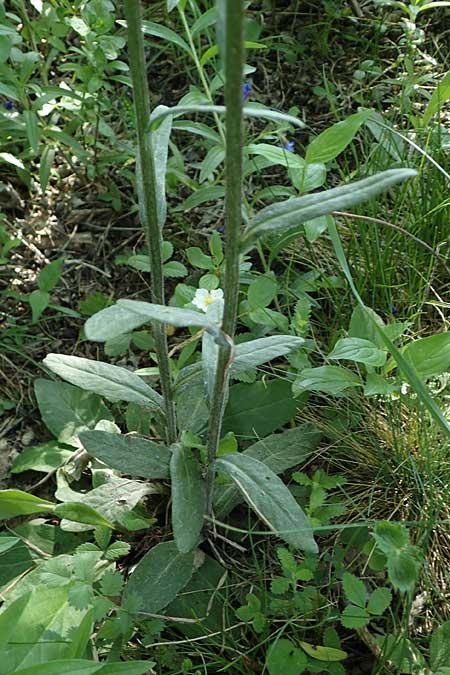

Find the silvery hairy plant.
[{"left": 36, "top": 0, "right": 419, "bottom": 582}]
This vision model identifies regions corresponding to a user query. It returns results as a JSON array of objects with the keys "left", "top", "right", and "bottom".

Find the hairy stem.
[
  {"left": 205, "top": 0, "right": 244, "bottom": 516},
  {"left": 124, "top": 0, "right": 177, "bottom": 444}
]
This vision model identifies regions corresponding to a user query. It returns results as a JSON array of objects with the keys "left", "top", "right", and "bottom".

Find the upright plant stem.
[
  {"left": 124, "top": 0, "right": 177, "bottom": 444},
  {"left": 205, "top": 1, "right": 244, "bottom": 516}
]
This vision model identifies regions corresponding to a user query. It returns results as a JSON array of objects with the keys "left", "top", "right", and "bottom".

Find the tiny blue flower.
[
  {"left": 4, "top": 101, "right": 14, "bottom": 111},
  {"left": 391, "top": 304, "right": 398, "bottom": 315},
  {"left": 242, "top": 83, "right": 251, "bottom": 103},
  {"left": 284, "top": 140, "right": 295, "bottom": 152},
  {"left": 217, "top": 224, "right": 225, "bottom": 234}
]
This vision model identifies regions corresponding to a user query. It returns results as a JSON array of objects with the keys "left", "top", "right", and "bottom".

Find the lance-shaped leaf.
[
  {"left": 43, "top": 354, "right": 162, "bottom": 408},
  {"left": 149, "top": 104, "right": 306, "bottom": 131},
  {"left": 149, "top": 105, "right": 172, "bottom": 228},
  {"left": 116, "top": 299, "right": 226, "bottom": 343},
  {"left": 54, "top": 502, "right": 115, "bottom": 529},
  {"left": 123, "top": 540, "right": 195, "bottom": 613},
  {"left": 170, "top": 444, "right": 206, "bottom": 553},
  {"left": 215, "top": 454, "right": 318, "bottom": 553},
  {"left": 242, "top": 169, "right": 417, "bottom": 248},
  {"left": 231, "top": 335, "right": 304, "bottom": 374},
  {"left": 85, "top": 303, "right": 155, "bottom": 342},
  {"left": 79, "top": 431, "right": 171, "bottom": 479},
  {"left": 0, "top": 490, "right": 55, "bottom": 521},
  {"left": 214, "top": 423, "right": 320, "bottom": 519}
]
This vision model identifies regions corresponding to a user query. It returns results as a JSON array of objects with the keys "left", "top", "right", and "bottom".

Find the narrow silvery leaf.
[
  {"left": 79, "top": 431, "right": 171, "bottom": 478},
  {"left": 201, "top": 301, "right": 223, "bottom": 399},
  {"left": 149, "top": 104, "right": 305, "bottom": 131},
  {"left": 216, "top": 454, "right": 318, "bottom": 553},
  {"left": 214, "top": 423, "right": 320, "bottom": 518},
  {"left": 170, "top": 444, "right": 206, "bottom": 553},
  {"left": 151, "top": 105, "right": 172, "bottom": 228},
  {"left": 44, "top": 354, "right": 162, "bottom": 408},
  {"left": 123, "top": 540, "right": 195, "bottom": 613},
  {"left": 242, "top": 169, "right": 417, "bottom": 248},
  {"left": 231, "top": 335, "right": 304, "bottom": 374},
  {"left": 85, "top": 304, "right": 153, "bottom": 342},
  {"left": 117, "top": 299, "right": 226, "bottom": 343}
]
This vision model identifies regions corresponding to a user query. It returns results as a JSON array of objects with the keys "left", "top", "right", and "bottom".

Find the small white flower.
[
  {"left": 400, "top": 382, "right": 409, "bottom": 395},
  {"left": 192, "top": 288, "right": 224, "bottom": 312}
]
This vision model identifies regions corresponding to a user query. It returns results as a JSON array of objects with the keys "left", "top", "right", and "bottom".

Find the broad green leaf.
[
  {"left": 242, "top": 169, "right": 417, "bottom": 248},
  {"left": 1, "top": 585, "right": 90, "bottom": 671},
  {"left": 342, "top": 572, "right": 367, "bottom": 608},
  {"left": 187, "top": 246, "right": 214, "bottom": 269},
  {"left": 13, "top": 660, "right": 154, "bottom": 675},
  {"left": 0, "top": 537, "right": 20, "bottom": 554},
  {"left": 293, "top": 366, "right": 361, "bottom": 396},
  {"left": 34, "top": 379, "right": 113, "bottom": 447},
  {"left": 247, "top": 143, "right": 305, "bottom": 170},
  {"left": 247, "top": 274, "right": 278, "bottom": 309},
  {"left": 401, "top": 332, "right": 450, "bottom": 380},
  {"left": 340, "top": 604, "right": 370, "bottom": 629},
  {"left": 214, "top": 424, "right": 321, "bottom": 518},
  {"left": 0, "top": 593, "right": 31, "bottom": 653},
  {"left": 23, "top": 110, "right": 39, "bottom": 154},
  {"left": 79, "top": 431, "right": 171, "bottom": 478},
  {"left": 422, "top": 70, "right": 450, "bottom": 127},
  {"left": 0, "top": 490, "right": 55, "bottom": 520},
  {"left": 0, "top": 538, "right": 35, "bottom": 589},
  {"left": 430, "top": 620, "right": 450, "bottom": 670},
  {"left": 150, "top": 105, "right": 172, "bottom": 228},
  {"left": 305, "top": 110, "right": 372, "bottom": 165},
  {"left": 170, "top": 444, "right": 206, "bottom": 553},
  {"left": 367, "top": 587, "right": 392, "bottom": 615},
  {"left": 364, "top": 373, "right": 396, "bottom": 396},
  {"left": 39, "top": 146, "right": 55, "bottom": 191},
  {"left": 299, "top": 641, "right": 347, "bottom": 662},
  {"left": 328, "top": 218, "right": 450, "bottom": 438},
  {"left": 29, "top": 289, "right": 49, "bottom": 322},
  {"left": 304, "top": 214, "right": 333, "bottom": 242},
  {"left": 328, "top": 337, "right": 386, "bottom": 367},
  {"left": 349, "top": 304, "right": 386, "bottom": 348},
  {"left": 54, "top": 502, "right": 115, "bottom": 529},
  {"left": 199, "top": 145, "right": 225, "bottom": 182},
  {"left": 222, "top": 380, "right": 298, "bottom": 439},
  {"left": 56, "top": 477, "right": 154, "bottom": 531},
  {"left": 266, "top": 639, "right": 308, "bottom": 675},
  {"left": 43, "top": 354, "right": 162, "bottom": 408},
  {"left": 140, "top": 19, "right": 191, "bottom": 54},
  {"left": 86, "top": 299, "right": 225, "bottom": 344},
  {"left": 216, "top": 454, "right": 318, "bottom": 553},
  {"left": 10, "top": 441, "right": 73, "bottom": 474},
  {"left": 38, "top": 256, "right": 64, "bottom": 292},
  {"left": 123, "top": 540, "right": 195, "bottom": 613}
]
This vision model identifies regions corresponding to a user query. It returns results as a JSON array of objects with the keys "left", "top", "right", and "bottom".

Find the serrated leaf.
[
  {"left": 100, "top": 569, "right": 124, "bottom": 596},
  {"left": 342, "top": 572, "right": 367, "bottom": 608},
  {"left": 43, "top": 354, "right": 162, "bottom": 408},
  {"left": 242, "top": 169, "right": 417, "bottom": 248},
  {"left": 105, "top": 541, "right": 131, "bottom": 561},
  {"left": 367, "top": 587, "right": 392, "bottom": 615},
  {"left": 123, "top": 541, "right": 195, "bottom": 613},
  {"left": 328, "top": 337, "right": 386, "bottom": 367},
  {"left": 373, "top": 521, "right": 410, "bottom": 554},
  {"left": 271, "top": 576, "right": 290, "bottom": 594},
  {"left": 0, "top": 489, "right": 55, "bottom": 520},
  {"left": 170, "top": 445, "right": 206, "bottom": 553},
  {"left": 340, "top": 604, "right": 370, "bottom": 629},
  {"left": 68, "top": 583, "right": 94, "bottom": 610},
  {"left": 216, "top": 454, "right": 317, "bottom": 553},
  {"left": 430, "top": 620, "right": 450, "bottom": 669},
  {"left": 79, "top": 431, "right": 171, "bottom": 479}
]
